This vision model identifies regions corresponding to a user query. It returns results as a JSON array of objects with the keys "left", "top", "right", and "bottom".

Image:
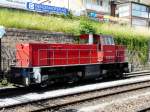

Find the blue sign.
[
  {"left": 27, "top": 2, "right": 69, "bottom": 15},
  {"left": 89, "top": 12, "right": 97, "bottom": 18}
]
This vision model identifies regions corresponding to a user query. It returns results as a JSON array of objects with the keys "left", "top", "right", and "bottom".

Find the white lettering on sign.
[{"left": 0, "top": 0, "right": 68, "bottom": 15}]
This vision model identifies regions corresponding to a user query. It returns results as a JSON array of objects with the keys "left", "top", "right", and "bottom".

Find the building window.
[
  {"left": 132, "top": 3, "right": 149, "bottom": 18},
  {"left": 84, "top": 0, "right": 103, "bottom": 6},
  {"left": 118, "top": 5, "right": 130, "bottom": 17},
  {"left": 84, "top": 0, "right": 91, "bottom": 4},
  {"left": 96, "top": 0, "right": 103, "bottom": 6},
  {"left": 132, "top": 18, "right": 148, "bottom": 27},
  {"left": 100, "top": 0, "right": 103, "bottom": 6}
]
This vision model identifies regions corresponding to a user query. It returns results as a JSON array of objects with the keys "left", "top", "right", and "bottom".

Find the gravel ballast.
[{"left": 75, "top": 87, "right": 150, "bottom": 112}]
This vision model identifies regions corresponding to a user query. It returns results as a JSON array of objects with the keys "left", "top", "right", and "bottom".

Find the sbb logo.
[{"left": 28, "top": 2, "right": 35, "bottom": 10}]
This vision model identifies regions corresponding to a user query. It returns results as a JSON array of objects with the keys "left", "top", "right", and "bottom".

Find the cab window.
[{"left": 101, "top": 36, "right": 115, "bottom": 45}]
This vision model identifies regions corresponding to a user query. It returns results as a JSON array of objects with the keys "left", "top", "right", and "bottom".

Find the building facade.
[
  {"left": 117, "top": 1, "right": 149, "bottom": 27},
  {"left": 64, "top": 0, "right": 112, "bottom": 17},
  {"left": 82, "top": 0, "right": 111, "bottom": 14},
  {"left": 49, "top": 0, "right": 150, "bottom": 28}
]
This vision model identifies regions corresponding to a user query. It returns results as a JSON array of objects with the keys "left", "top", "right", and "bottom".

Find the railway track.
[
  {"left": 30, "top": 82, "right": 150, "bottom": 112},
  {"left": 1, "top": 71, "right": 150, "bottom": 112},
  {"left": 126, "top": 70, "right": 150, "bottom": 78}
]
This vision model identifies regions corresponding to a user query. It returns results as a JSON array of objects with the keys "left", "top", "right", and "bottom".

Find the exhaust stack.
[{"left": 88, "top": 34, "right": 93, "bottom": 44}]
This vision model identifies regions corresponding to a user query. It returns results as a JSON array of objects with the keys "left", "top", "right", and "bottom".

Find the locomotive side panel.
[
  {"left": 102, "top": 45, "right": 116, "bottom": 63},
  {"left": 115, "top": 45, "right": 125, "bottom": 62},
  {"left": 16, "top": 43, "right": 98, "bottom": 67},
  {"left": 16, "top": 44, "right": 30, "bottom": 67},
  {"left": 31, "top": 44, "right": 49, "bottom": 66}
]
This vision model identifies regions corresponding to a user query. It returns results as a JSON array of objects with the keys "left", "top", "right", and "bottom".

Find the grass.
[
  {"left": 0, "top": 8, "right": 150, "bottom": 63},
  {"left": 0, "top": 8, "right": 150, "bottom": 38},
  {"left": 0, "top": 8, "right": 79, "bottom": 34}
]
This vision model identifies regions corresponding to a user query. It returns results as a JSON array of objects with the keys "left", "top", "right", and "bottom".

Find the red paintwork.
[
  {"left": 16, "top": 35, "right": 126, "bottom": 67},
  {"left": 16, "top": 43, "right": 98, "bottom": 67},
  {"left": 102, "top": 45, "right": 116, "bottom": 63},
  {"left": 115, "top": 45, "right": 125, "bottom": 62},
  {"left": 16, "top": 44, "right": 30, "bottom": 67},
  {"left": 97, "top": 45, "right": 125, "bottom": 63}
]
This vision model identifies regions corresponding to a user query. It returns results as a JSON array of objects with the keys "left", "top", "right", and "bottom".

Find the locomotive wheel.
[
  {"left": 102, "top": 74, "right": 108, "bottom": 80},
  {"left": 40, "top": 80, "right": 49, "bottom": 88},
  {"left": 114, "top": 70, "right": 123, "bottom": 79},
  {"left": 1, "top": 78, "right": 8, "bottom": 86},
  {"left": 68, "top": 76, "right": 80, "bottom": 84}
]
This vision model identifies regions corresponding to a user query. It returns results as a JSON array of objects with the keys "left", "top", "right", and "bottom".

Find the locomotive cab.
[
  {"left": 80, "top": 34, "right": 116, "bottom": 63},
  {"left": 80, "top": 34, "right": 129, "bottom": 78},
  {"left": 100, "top": 35, "right": 116, "bottom": 63},
  {"left": 80, "top": 34, "right": 126, "bottom": 63}
]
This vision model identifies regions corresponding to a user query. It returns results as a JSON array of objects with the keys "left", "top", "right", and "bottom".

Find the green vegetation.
[
  {"left": 0, "top": 8, "right": 79, "bottom": 34},
  {"left": 0, "top": 78, "right": 9, "bottom": 87},
  {"left": 95, "top": 23, "right": 150, "bottom": 63},
  {"left": 79, "top": 19, "right": 96, "bottom": 34},
  {"left": 0, "top": 8, "right": 150, "bottom": 63}
]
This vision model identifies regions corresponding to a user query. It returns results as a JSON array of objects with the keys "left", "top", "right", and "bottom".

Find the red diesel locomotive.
[{"left": 11, "top": 34, "right": 129, "bottom": 86}]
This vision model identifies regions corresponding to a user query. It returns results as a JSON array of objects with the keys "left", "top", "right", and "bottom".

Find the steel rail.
[{"left": 30, "top": 81, "right": 150, "bottom": 112}]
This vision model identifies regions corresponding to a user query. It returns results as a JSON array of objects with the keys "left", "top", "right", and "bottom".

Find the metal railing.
[{"left": 37, "top": 48, "right": 98, "bottom": 66}]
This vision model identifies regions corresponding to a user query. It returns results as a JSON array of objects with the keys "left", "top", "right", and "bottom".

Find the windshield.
[{"left": 101, "top": 36, "right": 115, "bottom": 45}]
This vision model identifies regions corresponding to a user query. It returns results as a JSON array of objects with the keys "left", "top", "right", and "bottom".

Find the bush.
[{"left": 79, "top": 19, "right": 96, "bottom": 34}]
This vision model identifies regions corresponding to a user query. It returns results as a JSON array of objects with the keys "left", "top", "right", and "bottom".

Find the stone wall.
[
  {"left": 3, "top": 28, "right": 75, "bottom": 48},
  {"left": 125, "top": 50, "right": 150, "bottom": 72},
  {"left": 1, "top": 28, "right": 75, "bottom": 71}
]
